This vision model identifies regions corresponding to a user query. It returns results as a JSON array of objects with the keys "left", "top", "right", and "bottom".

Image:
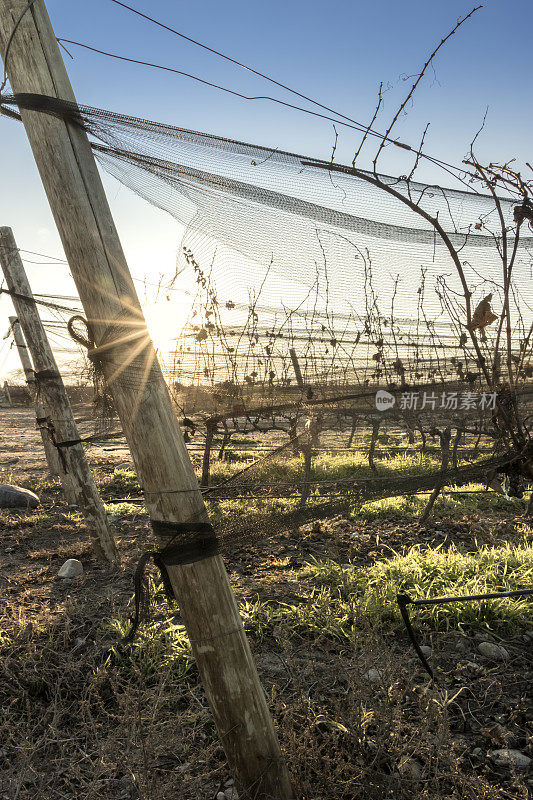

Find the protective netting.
[{"left": 1, "top": 93, "right": 532, "bottom": 524}]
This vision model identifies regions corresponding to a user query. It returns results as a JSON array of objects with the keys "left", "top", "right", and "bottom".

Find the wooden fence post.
[
  {"left": 289, "top": 348, "right": 304, "bottom": 390},
  {"left": 201, "top": 417, "right": 218, "bottom": 486},
  {"left": 2, "top": 380, "right": 12, "bottom": 405},
  {"left": 0, "top": 3, "right": 293, "bottom": 797},
  {"left": 8, "top": 315, "right": 63, "bottom": 477},
  {"left": 0, "top": 232, "right": 117, "bottom": 562}
]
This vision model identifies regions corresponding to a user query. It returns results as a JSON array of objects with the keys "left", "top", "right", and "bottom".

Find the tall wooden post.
[
  {"left": 8, "top": 314, "right": 63, "bottom": 477},
  {"left": 289, "top": 348, "right": 304, "bottom": 390},
  {"left": 0, "top": 232, "right": 117, "bottom": 562},
  {"left": 2, "top": 380, "right": 12, "bottom": 405},
  {"left": 0, "top": 3, "right": 293, "bottom": 797}
]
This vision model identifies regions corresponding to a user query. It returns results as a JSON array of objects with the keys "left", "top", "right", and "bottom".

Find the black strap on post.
[
  {"left": 122, "top": 521, "right": 218, "bottom": 645},
  {"left": 53, "top": 437, "right": 83, "bottom": 449},
  {"left": 150, "top": 520, "right": 219, "bottom": 565},
  {"left": 34, "top": 369, "right": 60, "bottom": 382}
]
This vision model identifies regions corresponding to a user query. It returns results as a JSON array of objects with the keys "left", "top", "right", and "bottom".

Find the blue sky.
[{"left": 1, "top": 0, "right": 532, "bottom": 377}]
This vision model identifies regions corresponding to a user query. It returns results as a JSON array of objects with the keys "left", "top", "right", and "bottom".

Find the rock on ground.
[
  {"left": 58, "top": 559, "right": 84, "bottom": 578},
  {"left": 0, "top": 484, "right": 39, "bottom": 509},
  {"left": 365, "top": 668, "right": 383, "bottom": 684},
  {"left": 477, "top": 641, "right": 510, "bottom": 661},
  {"left": 489, "top": 749, "right": 531, "bottom": 768}
]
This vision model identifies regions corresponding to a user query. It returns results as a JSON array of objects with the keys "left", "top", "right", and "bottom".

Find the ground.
[{"left": 0, "top": 407, "right": 532, "bottom": 799}]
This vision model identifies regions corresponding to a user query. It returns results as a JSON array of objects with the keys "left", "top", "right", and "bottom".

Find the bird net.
[{"left": 2, "top": 93, "right": 533, "bottom": 524}]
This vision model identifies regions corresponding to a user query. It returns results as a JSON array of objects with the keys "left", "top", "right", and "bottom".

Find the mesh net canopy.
[{"left": 2, "top": 92, "right": 532, "bottom": 535}]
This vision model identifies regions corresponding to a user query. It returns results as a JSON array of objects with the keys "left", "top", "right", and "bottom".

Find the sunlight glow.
[{"left": 144, "top": 298, "right": 191, "bottom": 356}]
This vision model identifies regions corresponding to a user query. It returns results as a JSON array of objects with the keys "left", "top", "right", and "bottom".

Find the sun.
[{"left": 143, "top": 297, "right": 192, "bottom": 354}]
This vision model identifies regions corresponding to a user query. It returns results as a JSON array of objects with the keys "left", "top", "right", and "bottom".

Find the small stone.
[
  {"left": 224, "top": 779, "right": 234, "bottom": 787},
  {"left": 116, "top": 462, "right": 134, "bottom": 470},
  {"left": 58, "top": 559, "right": 84, "bottom": 578},
  {"left": 419, "top": 645, "right": 432, "bottom": 658},
  {"left": 477, "top": 641, "right": 509, "bottom": 661},
  {"left": 0, "top": 484, "right": 39, "bottom": 509},
  {"left": 489, "top": 749, "right": 531, "bottom": 768},
  {"left": 365, "top": 668, "right": 383, "bottom": 684},
  {"left": 216, "top": 793, "right": 226, "bottom": 800},
  {"left": 225, "top": 789, "right": 239, "bottom": 800},
  {"left": 472, "top": 747, "right": 483, "bottom": 757}
]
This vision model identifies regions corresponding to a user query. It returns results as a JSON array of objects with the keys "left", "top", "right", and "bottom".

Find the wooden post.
[
  {"left": 3, "top": 380, "right": 12, "bottom": 405},
  {"left": 9, "top": 315, "right": 62, "bottom": 477},
  {"left": 368, "top": 417, "right": 381, "bottom": 472},
  {"left": 0, "top": 232, "right": 117, "bottom": 562},
  {"left": 289, "top": 348, "right": 304, "bottom": 390},
  {"left": 419, "top": 426, "right": 452, "bottom": 525},
  {"left": 0, "top": 3, "right": 293, "bottom": 797},
  {"left": 201, "top": 418, "right": 217, "bottom": 487}
]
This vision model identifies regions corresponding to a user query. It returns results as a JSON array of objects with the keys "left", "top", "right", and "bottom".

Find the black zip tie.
[
  {"left": 122, "top": 521, "right": 218, "bottom": 646},
  {"left": 397, "top": 587, "right": 533, "bottom": 680}
]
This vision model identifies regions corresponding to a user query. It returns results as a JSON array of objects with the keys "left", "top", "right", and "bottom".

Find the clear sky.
[{"left": 1, "top": 0, "right": 532, "bottom": 379}]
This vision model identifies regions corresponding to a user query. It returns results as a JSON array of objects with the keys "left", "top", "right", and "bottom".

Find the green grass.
[
  {"left": 105, "top": 613, "right": 194, "bottom": 681},
  {"left": 356, "top": 482, "right": 524, "bottom": 521},
  {"left": 92, "top": 442, "right": 523, "bottom": 528},
  {"left": 305, "top": 533, "right": 533, "bottom": 632},
  {"left": 207, "top": 447, "right": 446, "bottom": 488},
  {"left": 104, "top": 501, "right": 145, "bottom": 516},
  {"left": 100, "top": 468, "right": 140, "bottom": 495},
  {"left": 111, "top": 533, "right": 533, "bottom": 667}
]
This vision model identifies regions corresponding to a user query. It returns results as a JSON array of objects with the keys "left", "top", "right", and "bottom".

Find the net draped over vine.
[{"left": 2, "top": 93, "right": 532, "bottom": 528}]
